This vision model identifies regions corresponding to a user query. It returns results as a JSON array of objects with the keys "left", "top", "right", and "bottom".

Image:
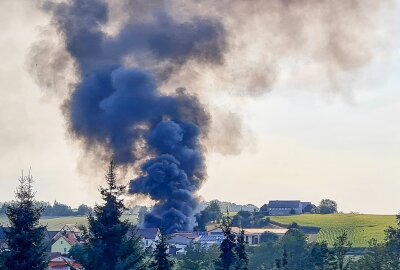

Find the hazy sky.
[{"left": 0, "top": 0, "right": 399, "bottom": 214}]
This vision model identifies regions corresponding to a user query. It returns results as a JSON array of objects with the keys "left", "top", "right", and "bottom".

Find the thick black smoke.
[
  {"left": 33, "top": 0, "right": 386, "bottom": 233},
  {"left": 42, "top": 0, "right": 225, "bottom": 233}
]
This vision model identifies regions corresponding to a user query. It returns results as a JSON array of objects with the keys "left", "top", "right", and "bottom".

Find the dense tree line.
[
  {"left": 231, "top": 210, "right": 270, "bottom": 228},
  {"left": 0, "top": 201, "right": 92, "bottom": 217}
]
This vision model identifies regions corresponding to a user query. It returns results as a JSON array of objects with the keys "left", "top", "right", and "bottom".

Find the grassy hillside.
[
  {"left": 270, "top": 214, "right": 396, "bottom": 248},
  {"left": 0, "top": 215, "right": 138, "bottom": 231}
]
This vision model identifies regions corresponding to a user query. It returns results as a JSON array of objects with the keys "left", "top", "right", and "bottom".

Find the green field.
[
  {"left": 270, "top": 214, "right": 396, "bottom": 248},
  {"left": 0, "top": 215, "right": 138, "bottom": 231}
]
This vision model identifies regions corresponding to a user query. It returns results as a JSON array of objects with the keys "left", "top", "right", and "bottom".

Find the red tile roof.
[
  {"left": 48, "top": 256, "right": 82, "bottom": 269},
  {"left": 53, "top": 232, "right": 78, "bottom": 246}
]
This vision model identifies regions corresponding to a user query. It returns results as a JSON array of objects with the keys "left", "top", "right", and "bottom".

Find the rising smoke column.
[
  {"left": 40, "top": 0, "right": 225, "bottom": 233},
  {"left": 32, "top": 0, "right": 390, "bottom": 233}
]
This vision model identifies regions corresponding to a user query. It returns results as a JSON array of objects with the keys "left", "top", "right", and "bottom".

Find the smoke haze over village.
[{"left": 0, "top": 0, "right": 400, "bottom": 216}]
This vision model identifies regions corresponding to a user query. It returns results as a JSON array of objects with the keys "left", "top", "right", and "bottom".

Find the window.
[
  {"left": 64, "top": 248, "right": 67, "bottom": 253},
  {"left": 60, "top": 241, "right": 63, "bottom": 244}
]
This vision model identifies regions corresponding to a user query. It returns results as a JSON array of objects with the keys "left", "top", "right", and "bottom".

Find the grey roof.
[
  {"left": 46, "top": 231, "right": 59, "bottom": 241},
  {"left": 301, "top": 202, "right": 311, "bottom": 210},
  {"left": 268, "top": 200, "right": 301, "bottom": 209},
  {"left": 137, "top": 228, "right": 159, "bottom": 240},
  {"left": 260, "top": 204, "right": 269, "bottom": 211},
  {"left": 198, "top": 235, "right": 224, "bottom": 244},
  {"left": 302, "top": 203, "right": 316, "bottom": 212},
  {"left": 168, "top": 235, "right": 193, "bottom": 245}
]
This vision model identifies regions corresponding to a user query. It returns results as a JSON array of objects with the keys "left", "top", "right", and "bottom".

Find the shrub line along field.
[{"left": 270, "top": 214, "right": 396, "bottom": 248}]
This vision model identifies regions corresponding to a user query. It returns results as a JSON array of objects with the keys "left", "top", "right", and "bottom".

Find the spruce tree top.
[
  {"left": 79, "top": 161, "right": 146, "bottom": 270},
  {"left": 2, "top": 172, "right": 47, "bottom": 270}
]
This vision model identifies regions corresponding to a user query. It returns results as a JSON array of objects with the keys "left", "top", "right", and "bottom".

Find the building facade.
[{"left": 267, "top": 200, "right": 303, "bottom": 216}]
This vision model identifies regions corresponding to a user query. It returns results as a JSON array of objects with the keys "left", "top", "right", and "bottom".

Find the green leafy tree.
[
  {"left": 79, "top": 161, "right": 146, "bottom": 270},
  {"left": 232, "top": 211, "right": 252, "bottom": 228},
  {"left": 308, "top": 241, "right": 329, "bottom": 270},
  {"left": 260, "top": 231, "right": 279, "bottom": 244},
  {"left": 51, "top": 200, "right": 74, "bottom": 216},
  {"left": 280, "top": 228, "right": 309, "bottom": 270},
  {"left": 384, "top": 214, "right": 400, "bottom": 270},
  {"left": 68, "top": 244, "right": 88, "bottom": 265},
  {"left": 234, "top": 229, "right": 249, "bottom": 270},
  {"left": 318, "top": 199, "right": 338, "bottom": 214},
  {"left": 328, "top": 232, "right": 352, "bottom": 270},
  {"left": 77, "top": 204, "right": 92, "bottom": 216},
  {"left": 196, "top": 200, "right": 223, "bottom": 231},
  {"left": 38, "top": 201, "right": 53, "bottom": 216},
  {"left": 231, "top": 211, "right": 269, "bottom": 229},
  {"left": 149, "top": 231, "right": 174, "bottom": 270},
  {"left": 249, "top": 242, "right": 282, "bottom": 270},
  {"left": 351, "top": 238, "right": 387, "bottom": 270},
  {"left": 178, "top": 242, "right": 216, "bottom": 270},
  {"left": 205, "top": 244, "right": 222, "bottom": 267},
  {"left": 276, "top": 249, "right": 288, "bottom": 270},
  {"left": 216, "top": 215, "right": 237, "bottom": 270},
  {"left": 1, "top": 172, "right": 48, "bottom": 270},
  {"left": 288, "top": 222, "right": 300, "bottom": 229}
]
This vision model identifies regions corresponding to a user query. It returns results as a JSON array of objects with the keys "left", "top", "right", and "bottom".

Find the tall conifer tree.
[
  {"left": 149, "top": 231, "right": 174, "bottom": 270},
  {"left": 1, "top": 172, "right": 47, "bottom": 270},
  {"left": 216, "top": 214, "right": 237, "bottom": 270},
  {"left": 80, "top": 161, "right": 145, "bottom": 270},
  {"left": 234, "top": 229, "right": 249, "bottom": 270}
]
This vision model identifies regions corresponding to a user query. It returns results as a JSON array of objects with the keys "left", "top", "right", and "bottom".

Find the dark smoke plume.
[
  {"left": 37, "top": 0, "right": 224, "bottom": 233},
  {"left": 31, "top": 0, "right": 390, "bottom": 232}
]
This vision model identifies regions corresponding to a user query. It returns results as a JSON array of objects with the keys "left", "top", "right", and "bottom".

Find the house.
[
  {"left": 267, "top": 200, "right": 302, "bottom": 216},
  {"left": 59, "top": 224, "right": 81, "bottom": 234},
  {"left": 260, "top": 204, "right": 269, "bottom": 213},
  {"left": 207, "top": 226, "right": 288, "bottom": 246},
  {"left": 49, "top": 224, "right": 82, "bottom": 254},
  {"left": 242, "top": 228, "right": 287, "bottom": 245},
  {"left": 51, "top": 231, "right": 79, "bottom": 254},
  {"left": 48, "top": 256, "right": 83, "bottom": 270},
  {"left": 137, "top": 228, "right": 160, "bottom": 250},
  {"left": 302, "top": 202, "right": 316, "bottom": 213},
  {"left": 46, "top": 230, "right": 60, "bottom": 242},
  {"left": 167, "top": 234, "right": 196, "bottom": 255},
  {"left": 174, "top": 231, "right": 205, "bottom": 240},
  {"left": 197, "top": 235, "right": 224, "bottom": 248},
  {"left": 265, "top": 200, "right": 317, "bottom": 216}
]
